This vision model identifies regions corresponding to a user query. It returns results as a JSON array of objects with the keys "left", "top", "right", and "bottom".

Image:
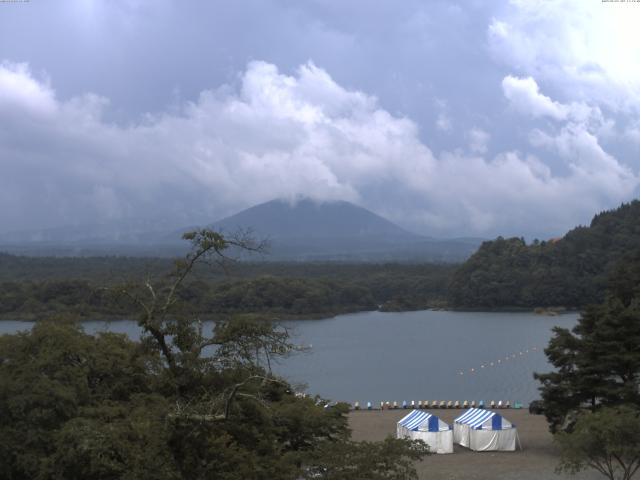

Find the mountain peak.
[{"left": 212, "top": 198, "right": 417, "bottom": 239}]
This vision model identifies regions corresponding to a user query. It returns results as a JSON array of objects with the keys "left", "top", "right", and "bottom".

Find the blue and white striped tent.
[
  {"left": 397, "top": 410, "right": 453, "bottom": 454},
  {"left": 453, "top": 408, "right": 520, "bottom": 451}
]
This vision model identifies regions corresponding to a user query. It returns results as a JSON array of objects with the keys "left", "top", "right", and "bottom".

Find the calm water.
[{"left": 0, "top": 310, "right": 578, "bottom": 404}]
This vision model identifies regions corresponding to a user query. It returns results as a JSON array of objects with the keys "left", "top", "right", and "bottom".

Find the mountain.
[
  {"left": 213, "top": 198, "right": 417, "bottom": 240},
  {"left": 204, "top": 198, "right": 479, "bottom": 261},
  {"left": 0, "top": 198, "right": 482, "bottom": 261},
  {"left": 448, "top": 200, "right": 640, "bottom": 308}
]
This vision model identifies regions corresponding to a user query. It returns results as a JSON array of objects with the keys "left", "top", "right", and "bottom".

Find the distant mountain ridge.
[{"left": 0, "top": 198, "right": 482, "bottom": 261}]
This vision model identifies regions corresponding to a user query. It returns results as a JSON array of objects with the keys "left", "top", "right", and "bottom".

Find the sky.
[{"left": 2, "top": 0, "right": 640, "bottom": 239}]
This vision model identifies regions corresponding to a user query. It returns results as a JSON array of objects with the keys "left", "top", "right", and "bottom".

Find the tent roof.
[
  {"left": 454, "top": 408, "right": 513, "bottom": 430},
  {"left": 398, "top": 410, "right": 449, "bottom": 432}
]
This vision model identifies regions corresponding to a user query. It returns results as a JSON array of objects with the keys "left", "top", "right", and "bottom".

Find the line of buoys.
[
  {"left": 457, "top": 346, "right": 540, "bottom": 376},
  {"left": 357, "top": 399, "right": 516, "bottom": 410}
]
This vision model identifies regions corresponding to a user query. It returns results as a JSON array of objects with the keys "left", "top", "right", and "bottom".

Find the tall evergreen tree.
[{"left": 535, "top": 253, "right": 640, "bottom": 432}]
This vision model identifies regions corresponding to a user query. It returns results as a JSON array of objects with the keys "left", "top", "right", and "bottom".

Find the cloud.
[
  {"left": 489, "top": 0, "right": 640, "bottom": 111},
  {"left": 501, "top": 74, "right": 613, "bottom": 136},
  {"left": 0, "top": 59, "right": 638, "bottom": 238},
  {"left": 0, "top": 61, "right": 56, "bottom": 117},
  {"left": 502, "top": 75, "right": 567, "bottom": 120},
  {"left": 625, "top": 121, "right": 640, "bottom": 145},
  {"left": 0, "top": 60, "right": 420, "bottom": 232},
  {"left": 468, "top": 127, "right": 490, "bottom": 154},
  {"left": 434, "top": 99, "right": 453, "bottom": 132},
  {"left": 436, "top": 113, "right": 452, "bottom": 132},
  {"left": 530, "top": 123, "right": 636, "bottom": 194},
  {"left": 492, "top": 2, "right": 640, "bottom": 213}
]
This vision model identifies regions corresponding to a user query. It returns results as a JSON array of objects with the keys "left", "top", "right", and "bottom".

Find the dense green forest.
[
  {"left": 449, "top": 201, "right": 640, "bottom": 309},
  {"left": 0, "top": 231, "right": 428, "bottom": 479},
  {"left": 0, "top": 255, "right": 454, "bottom": 320},
  {"left": 4, "top": 200, "right": 640, "bottom": 319}
]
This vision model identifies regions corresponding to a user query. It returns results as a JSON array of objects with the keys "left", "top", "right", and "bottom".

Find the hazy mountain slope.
[
  {"left": 0, "top": 198, "right": 482, "bottom": 261},
  {"left": 205, "top": 198, "right": 479, "bottom": 261},
  {"left": 211, "top": 198, "right": 419, "bottom": 240}
]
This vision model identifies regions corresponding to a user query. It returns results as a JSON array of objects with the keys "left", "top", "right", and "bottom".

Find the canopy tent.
[
  {"left": 453, "top": 408, "right": 520, "bottom": 451},
  {"left": 397, "top": 410, "right": 453, "bottom": 454}
]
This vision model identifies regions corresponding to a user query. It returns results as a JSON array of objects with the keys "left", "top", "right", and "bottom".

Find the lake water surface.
[{"left": 0, "top": 310, "right": 578, "bottom": 404}]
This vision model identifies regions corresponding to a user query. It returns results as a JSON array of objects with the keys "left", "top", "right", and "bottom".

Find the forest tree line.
[
  {"left": 448, "top": 200, "right": 640, "bottom": 309},
  {"left": 0, "top": 264, "right": 454, "bottom": 320},
  {"left": 3, "top": 200, "right": 640, "bottom": 318}
]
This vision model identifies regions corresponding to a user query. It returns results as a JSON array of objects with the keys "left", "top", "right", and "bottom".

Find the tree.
[
  {"left": 0, "top": 318, "right": 167, "bottom": 480},
  {"left": 535, "top": 254, "right": 640, "bottom": 432},
  {"left": 303, "top": 437, "right": 430, "bottom": 480},
  {"left": 0, "top": 229, "right": 429, "bottom": 479},
  {"left": 449, "top": 201, "right": 640, "bottom": 310},
  {"left": 556, "top": 406, "right": 640, "bottom": 480},
  {"left": 536, "top": 253, "right": 640, "bottom": 479}
]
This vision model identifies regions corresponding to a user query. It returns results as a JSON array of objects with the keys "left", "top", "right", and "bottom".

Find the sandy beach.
[{"left": 349, "top": 408, "right": 601, "bottom": 480}]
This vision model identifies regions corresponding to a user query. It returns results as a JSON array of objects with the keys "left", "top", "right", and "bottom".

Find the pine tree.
[{"left": 535, "top": 254, "right": 640, "bottom": 432}]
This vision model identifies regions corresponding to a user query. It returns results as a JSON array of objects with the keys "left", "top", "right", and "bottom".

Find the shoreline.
[
  {"left": 0, "top": 306, "right": 581, "bottom": 323},
  {"left": 349, "top": 409, "right": 600, "bottom": 480}
]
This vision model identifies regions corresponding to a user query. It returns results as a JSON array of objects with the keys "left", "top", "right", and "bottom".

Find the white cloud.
[
  {"left": 0, "top": 60, "right": 424, "bottom": 232},
  {"left": 531, "top": 123, "right": 635, "bottom": 189},
  {"left": 489, "top": 0, "right": 640, "bottom": 111},
  {"left": 0, "top": 59, "right": 637, "bottom": 238},
  {"left": 502, "top": 74, "right": 612, "bottom": 135},
  {"left": 0, "top": 61, "right": 56, "bottom": 117},
  {"left": 502, "top": 75, "right": 567, "bottom": 120},
  {"left": 626, "top": 122, "right": 640, "bottom": 145}
]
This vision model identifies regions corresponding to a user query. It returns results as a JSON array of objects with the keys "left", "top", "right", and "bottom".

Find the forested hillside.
[
  {"left": 448, "top": 201, "right": 640, "bottom": 309},
  {"left": 5, "top": 200, "right": 640, "bottom": 316},
  {"left": 0, "top": 258, "right": 454, "bottom": 320}
]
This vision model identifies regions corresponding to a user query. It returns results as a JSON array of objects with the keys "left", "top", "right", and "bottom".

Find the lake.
[{"left": 0, "top": 310, "right": 578, "bottom": 405}]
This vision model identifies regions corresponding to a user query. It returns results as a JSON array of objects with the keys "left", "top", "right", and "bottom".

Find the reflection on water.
[{"left": 0, "top": 310, "right": 578, "bottom": 404}]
